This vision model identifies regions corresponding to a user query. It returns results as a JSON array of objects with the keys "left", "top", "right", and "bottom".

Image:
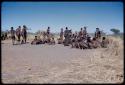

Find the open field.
[{"left": 1, "top": 36, "right": 124, "bottom": 84}]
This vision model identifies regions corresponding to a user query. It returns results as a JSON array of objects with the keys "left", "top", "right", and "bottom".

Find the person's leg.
[
  {"left": 12, "top": 38, "right": 14, "bottom": 45},
  {"left": 19, "top": 35, "right": 21, "bottom": 42},
  {"left": 12, "top": 36, "right": 15, "bottom": 45},
  {"left": 31, "top": 41, "right": 33, "bottom": 44},
  {"left": 25, "top": 35, "right": 27, "bottom": 43},
  {"left": 17, "top": 35, "right": 20, "bottom": 44},
  {"left": 12, "top": 40, "right": 14, "bottom": 45},
  {"left": 21, "top": 35, "right": 24, "bottom": 44},
  {"left": 24, "top": 35, "right": 26, "bottom": 43}
]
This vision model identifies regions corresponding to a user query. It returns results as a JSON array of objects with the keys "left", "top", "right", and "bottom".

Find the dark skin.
[
  {"left": 81, "top": 28, "right": 83, "bottom": 31},
  {"left": 10, "top": 27, "right": 15, "bottom": 45},
  {"left": 22, "top": 25, "right": 27, "bottom": 43}
]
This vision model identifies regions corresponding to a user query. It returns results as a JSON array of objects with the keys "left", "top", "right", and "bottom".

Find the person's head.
[
  {"left": 35, "top": 36, "right": 37, "bottom": 39},
  {"left": 48, "top": 27, "right": 50, "bottom": 29},
  {"left": 102, "top": 37, "right": 106, "bottom": 40},
  {"left": 81, "top": 28, "right": 83, "bottom": 30},
  {"left": 84, "top": 27, "right": 86, "bottom": 30},
  {"left": 66, "top": 27, "right": 68, "bottom": 30},
  {"left": 96, "top": 28, "right": 99, "bottom": 31},
  {"left": 11, "top": 27, "right": 13, "bottom": 30},
  {"left": 23, "top": 25, "right": 26, "bottom": 28},
  {"left": 19, "top": 26, "right": 21, "bottom": 28},
  {"left": 93, "top": 37, "right": 96, "bottom": 41}
]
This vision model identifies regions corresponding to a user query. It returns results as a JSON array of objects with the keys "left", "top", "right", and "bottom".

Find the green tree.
[{"left": 110, "top": 28, "right": 120, "bottom": 35}]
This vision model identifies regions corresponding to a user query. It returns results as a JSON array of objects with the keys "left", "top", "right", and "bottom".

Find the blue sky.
[{"left": 2, "top": 2, "right": 123, "bottom": 34}]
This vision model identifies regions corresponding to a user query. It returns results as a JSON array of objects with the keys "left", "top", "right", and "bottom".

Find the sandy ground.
[{"left": 1, "top": 38, "right": 124, "bottom": 84}]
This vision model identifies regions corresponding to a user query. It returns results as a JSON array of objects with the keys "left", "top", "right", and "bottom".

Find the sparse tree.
[{"left": 110, "top": 28, "right": 120, "bottom": 35}]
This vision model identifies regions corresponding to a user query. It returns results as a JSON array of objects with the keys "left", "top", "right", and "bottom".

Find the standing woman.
[
  {"left": 22, "top": 25, "right": 27, "bottom": 44},
  {"left": 10, "top": 27, "right": 16, "bottom": 45}
]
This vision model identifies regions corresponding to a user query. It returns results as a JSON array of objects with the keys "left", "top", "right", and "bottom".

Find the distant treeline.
[{"left": 107, "top": 33, "right": 124, "bottom": 39}]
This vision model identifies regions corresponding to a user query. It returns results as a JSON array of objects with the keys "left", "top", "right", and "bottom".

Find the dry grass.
[{"left": 2, "top": 35, "right": 124, "bottom": 84}]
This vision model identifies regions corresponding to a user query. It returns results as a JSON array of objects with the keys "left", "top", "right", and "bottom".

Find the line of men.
[
  {"left": 58, "top": 27, "right": 108, "bottom": 49},
  {"left": 10, "top": 25, "right": 27, "bottom": 45}
]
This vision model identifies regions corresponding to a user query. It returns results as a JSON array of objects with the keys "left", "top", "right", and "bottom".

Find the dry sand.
[{"left": 1, "top": 37, "right": 124, "bottom": 84}]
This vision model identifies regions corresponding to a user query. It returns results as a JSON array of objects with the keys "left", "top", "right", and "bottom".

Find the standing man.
[
  {"left": 60, "top": 28, "right": 64, "bottom": 40},
  {"left": 95, "top": 28, "right": 101, "bottom": 39},
  {"left": 10, "top": 27, "right": 16, "bottom": 45},
  {"left": 16, "top": 26, "right": 21, "bottom": 44},
  {"left": 47, "top": 27, "right": 50, "bottom": 43},
  {"left": 22, "top": 25, "right": 27, "bottom": 44},
  {"left": 64, "top": 27, "right": 69, "bottom": 46},
  {"left": 83, "top": 26, "right": 87, "bottom": 39},
  {"left": 58, "top": 28, "right": 64, "bottom": 44},
  {"left": 64, "top": 27, "right": 68, "bottom": 39},
  {"left": 79, "top": 28, "right": 83, "bottom": 38}
]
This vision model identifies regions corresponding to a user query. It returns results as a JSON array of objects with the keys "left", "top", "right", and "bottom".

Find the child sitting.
[{"left": 31, "top": 36, "right": 39, "bottom": 45}]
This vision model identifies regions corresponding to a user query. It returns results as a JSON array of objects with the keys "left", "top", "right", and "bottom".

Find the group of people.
[
  {"left": 1, "top": 32, "right": 8, "bottom": 40},
  {"left": 8, "top": 25, "right": 109, "bottom": 49},
  {"left": 31, "top": 27, "right": 55, "bottom": 45},
  {"left": 10, "top": 25, "right": 27, "bottom": 45},
  {"left": 58, "top": 27, "right": 109, "bottom": 49}
]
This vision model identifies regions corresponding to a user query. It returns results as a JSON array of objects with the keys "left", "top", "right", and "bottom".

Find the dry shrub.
[
  {"left": 69, "top": 36, "right": 124, "bottom": 83},
  {"left": 106, "top": 36, "right": 123, "bottom": 56}
]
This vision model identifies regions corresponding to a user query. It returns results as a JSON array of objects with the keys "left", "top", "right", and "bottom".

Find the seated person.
[
  {"left": 58, "top": 38, "right": 63, "bottom": 44},
  {"left": 91, "top": 37, "right": 100, "bottom": 48},
  {"left": 101, "top": 37, "right": 108, "bottom": 48},
  {"left": 49, "top": 37, "right": 55, "bottom": 45},
  {"left": 78, "top": 39, "right": 83, "bottom": 49},
  {"left": 37, "top": 36, "right": 43, "bottom": 44},
  {"left": 75, "top": 38, "right": 80, "bottom": 48},
  {"left": 47, "top": 37, "right": 51, "bottom": 43},
  {"left": 71, "top": 36, "right": 79, "bottom": 48},
  {"left": 79, "top": 38, "right": 88, "bottom": 49},
  {"left": 31, "top": 36, "right": 39, "bottom": 45},
  {"left": 42, "top": 37, "right": 48, "bottom": 44},
  {"left": 87, "top": 36, "right": 93, "bottom": 49}
]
